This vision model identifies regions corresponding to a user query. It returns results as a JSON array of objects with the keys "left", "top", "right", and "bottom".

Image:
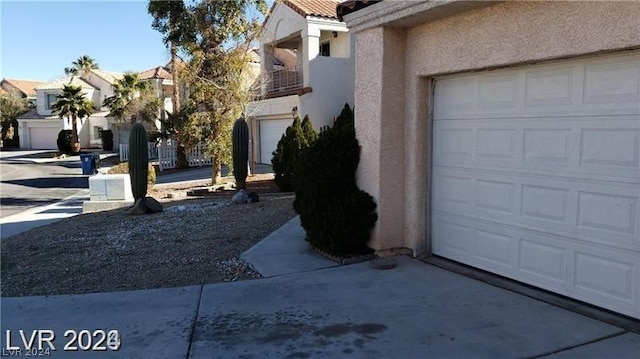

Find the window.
[
  {"left": 94, "top": 126, "right": 103, "bottom": 140},
  {"left": 46, "top": 94, "right": 58, "bottom": 109},
  {"left": 319, "top": 42, "right": 330, "bottom": 57}
]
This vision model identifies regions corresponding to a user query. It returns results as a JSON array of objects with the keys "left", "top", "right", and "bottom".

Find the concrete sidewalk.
[{"left": 2, "top": 217, "right": 639, "bottom": 358}]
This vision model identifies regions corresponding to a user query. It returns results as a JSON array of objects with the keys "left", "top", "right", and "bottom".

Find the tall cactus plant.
[
  {"left": 232, "top": 117, "right": 249, "bottom": 190},
  {"left": 129, "top": 123, "right": 149, "bottom": 202}
]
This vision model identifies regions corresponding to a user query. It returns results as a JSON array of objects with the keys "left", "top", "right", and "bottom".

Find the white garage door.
[
  {"left": 260, "top": 119, "right": 293, "bottom": 164},
  {"left": 29, "top": 127, "right": 59, "bottom": 149},
  {"left": 431, "top": 51, "right": 640, "bottom": 319}
]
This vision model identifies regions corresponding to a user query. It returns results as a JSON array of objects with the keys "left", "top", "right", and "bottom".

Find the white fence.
[
  {"left": 119, "top": 142, "right": 158, "bottom": 162},
  {"left": 119, "top": 138, "right": 212, "bottom": 172}
]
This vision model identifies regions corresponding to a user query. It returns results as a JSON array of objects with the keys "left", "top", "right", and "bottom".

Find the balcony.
[{"left": 266, "top": 65, "right": 303, "bottom": 96}]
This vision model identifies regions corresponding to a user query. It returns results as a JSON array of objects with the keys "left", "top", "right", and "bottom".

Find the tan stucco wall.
[
  {"left": 352, "top": 1, "right": 640, "bottom": 255},
  {"left": 354, "top": 27, "right": 407, "bottom": 251}
]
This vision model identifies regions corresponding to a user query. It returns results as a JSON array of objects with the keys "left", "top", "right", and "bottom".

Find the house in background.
[
  {"left": 247, "top": 0, "right": 354, "bottom": 165},
  {"left": 15, "top": 64, "right": 182, "bottom": 150},
  {"left": 17, "top": 69, "right": 123, "bottom": 150},
  {"left": 0, "top": 78, "right": 46, "bottom": 105},
  {"left": 340, "top": 0, "right": 640, "bottom": 319}
]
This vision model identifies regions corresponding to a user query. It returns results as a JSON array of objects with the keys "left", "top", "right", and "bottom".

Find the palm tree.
[
  {"left": 51, "top": 84, "right": 94, "bottom": 153},
  {"left": 104, "top": 72, "right": 159, "bottom": 124},
  {"left": 64, "top": 55, "right": 99, "bottom": 77}
]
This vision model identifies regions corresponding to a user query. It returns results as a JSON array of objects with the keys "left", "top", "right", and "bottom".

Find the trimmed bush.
[
  {"left": 56, "top": 130, "right": 73, "bottom": 154},
  {"left": 271, "top": 115, "right": 317, "bottom": 192},
  {"left": 107, "top": 162, "right": 156, "bottom": 186},
  {"left": 293, "top": 104, "right": 377, "bottom": 255}
]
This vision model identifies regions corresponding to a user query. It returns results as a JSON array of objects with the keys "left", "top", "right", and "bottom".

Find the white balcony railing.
[{"left": 266, "top": 65, "right": 302, "bottom": 94}]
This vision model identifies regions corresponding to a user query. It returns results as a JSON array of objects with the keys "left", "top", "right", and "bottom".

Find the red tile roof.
[
  {"left": 283, "top": 0, "right": 341, "bottom": 19},
  {"left": 1, "top": 79, "right": 46, "bottom": 97},
  {"left": 139, "top": 66, "right": 173, "bottom": 80}
]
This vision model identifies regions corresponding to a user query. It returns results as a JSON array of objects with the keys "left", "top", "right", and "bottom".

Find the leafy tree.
[
  {"left": 51, "top": 84, "right": 94, "bottom": 153},
  {"left": 148, "top": 0, "right": 193, "bottom": 112},
  {"left": 151, "top": 0, "right": 267, "bottom": 184},
  {"left": 103, "top": 72, "right": 161, "bottom": 124},
  {"left": 0, "top": 92, "right": 31, "bottom": 147},
  {"left": 64, "top": 55, "right": 99, "bottom": 77}
]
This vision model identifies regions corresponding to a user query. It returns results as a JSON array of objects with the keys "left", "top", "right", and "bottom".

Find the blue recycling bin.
[{"left": 80, "top": 153, "right": 97, "bottom": 175}]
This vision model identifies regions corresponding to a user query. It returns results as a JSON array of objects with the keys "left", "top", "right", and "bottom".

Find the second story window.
[
  {"left": 46, "top": 94, "right": 58, "bottom": 110},
  {"left": 319, "top": 42, "right": 330, "bottom": 57}
]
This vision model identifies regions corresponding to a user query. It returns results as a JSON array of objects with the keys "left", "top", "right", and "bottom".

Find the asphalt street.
[{"left": 0, "top": 151, "right": 89, "bottom": 219}]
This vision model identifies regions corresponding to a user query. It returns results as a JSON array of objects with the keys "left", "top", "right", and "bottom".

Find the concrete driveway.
[{"left": 2, "top": 218, "right": 638, "bottom": 358}]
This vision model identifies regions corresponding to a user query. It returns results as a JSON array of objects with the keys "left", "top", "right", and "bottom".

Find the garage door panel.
[
  {"left": 435, "top": 53, "right": 640, "bottom": 120},
  {"left": 432, "top": 51, "right": 640, "bottom": 318},
  {"left": 259, "top": 119, "right": 293, "bottom": 164},
  {"left": 434, "top": 211, "right": 640, "bottom": 316},
  {"left": 583, "top": 57, "right": 640, "bottom": 104},
  {"left": 434, "top": 168, "right": 639, "bottom": 251},
  {"left": 29, "top": 127, "right": 59, "bottom": 149}
]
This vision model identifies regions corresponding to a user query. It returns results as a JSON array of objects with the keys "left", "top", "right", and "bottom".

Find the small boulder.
[
  {"left": 129, "top": 198, "right": 147, "bottom": 215},
  {"left": 247, "top": 191, "right": 259, "bottom": 203},
  {"left": 145, "top": 196, "right": 164, "bottom": 213},
  {"left": 231, "top": 189, "right": 248, "bottom": 204}
]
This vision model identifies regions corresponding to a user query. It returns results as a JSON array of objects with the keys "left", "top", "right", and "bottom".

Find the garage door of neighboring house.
[
  {"left": 431, "top": 51, "right": 640, "bottom": 319},
  {"left": 260, "top": 119, "right": 293, "bottom": 164},
  {"left": 29, "top": 127, "right": 58, "bottom": 149}
]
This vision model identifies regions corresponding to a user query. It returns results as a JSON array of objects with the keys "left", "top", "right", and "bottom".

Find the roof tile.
[
  {"left": 283, "top": 0, "right": 341, "bottom": 19},
  {"left": 1, "top": 79, "right": 47, "bottom": 97},
  {"left": 138, "top": 66, "right": 173, "bottom": 80}
]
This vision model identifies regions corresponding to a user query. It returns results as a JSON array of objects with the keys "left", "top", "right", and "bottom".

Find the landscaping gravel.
[{"left": 1, "top": 187, "right": 296, "bottom": 297}]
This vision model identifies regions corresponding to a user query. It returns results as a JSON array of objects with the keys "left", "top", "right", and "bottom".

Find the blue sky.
[{"left": 0, "top": 0, "right": 171, "bottom": 81}]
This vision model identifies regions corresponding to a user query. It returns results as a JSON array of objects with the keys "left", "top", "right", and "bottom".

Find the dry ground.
[{"left": 1, "top": 175, "right": 296, "bottom": 297}]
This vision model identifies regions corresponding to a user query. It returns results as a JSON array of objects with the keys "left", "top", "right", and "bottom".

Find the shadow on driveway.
[
  {"left": 1, "top": 177, "right": 88, "bottom": 189},
  {"left": 0, "top": 197, "right": 54, "bottom": 207}
]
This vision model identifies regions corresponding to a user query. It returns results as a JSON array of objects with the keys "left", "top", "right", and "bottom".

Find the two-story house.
[
  {"left": 247, "top": 0, "right": 354, "bottom": 165},
  {"left": 17, "top": 70, "right": 122, "bottom": 150}
]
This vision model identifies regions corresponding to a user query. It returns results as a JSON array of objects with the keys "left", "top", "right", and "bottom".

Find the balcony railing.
[{"left": 266, "top": 65, "right": 302, "bottom": 94}]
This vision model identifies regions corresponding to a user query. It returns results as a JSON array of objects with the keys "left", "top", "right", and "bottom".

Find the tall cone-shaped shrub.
[
  {"left": 129, "top": 123, "right": 148, "bottom": 202},
  {"left": 232, "top": 117, "right": 249, "bottom": 190}
]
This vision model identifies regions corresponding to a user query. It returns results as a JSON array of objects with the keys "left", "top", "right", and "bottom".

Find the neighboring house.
[
  {"left": 247, "top": 0, "right": 354, "bottom": 164},
  {"left": 0, "top": 78, "right": 46, "bottom": 106},
  {"left": 17, "top": 70, "right": 122, "bottom": 150},
  {"left": 339, "top": 1, "right": 640, "bottom": 319}
]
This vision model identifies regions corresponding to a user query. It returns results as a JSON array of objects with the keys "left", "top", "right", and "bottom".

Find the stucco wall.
[{"left": 351, "top": 1, "right": 640, "bottom": 255}]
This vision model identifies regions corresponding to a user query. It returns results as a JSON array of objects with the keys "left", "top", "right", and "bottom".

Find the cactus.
[
  {"left": 232, "top": 117, "right": 249, "bottom": 190},
  {"left": 128, "top": 123, "right": 149, "bottom": 202}
]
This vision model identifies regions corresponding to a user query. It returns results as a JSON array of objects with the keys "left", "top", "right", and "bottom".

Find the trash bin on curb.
[{"left": 80, "top": 153, "right": 99, "bottom": 175}]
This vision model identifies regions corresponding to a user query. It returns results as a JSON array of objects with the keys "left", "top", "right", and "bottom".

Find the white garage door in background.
[
  {"left": 260, "top": 119, "right": 293, "bottom": 164},
  {"left": 431, "top": 51, "right": 640, "bottom": 319},
  {"left": 29, "top": 127, "right": 59, "bottom": 149}
]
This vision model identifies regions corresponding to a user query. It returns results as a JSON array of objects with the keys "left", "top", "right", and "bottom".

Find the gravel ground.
[{"left": 1, "top": 178, "right": 296, "bottom": 297}]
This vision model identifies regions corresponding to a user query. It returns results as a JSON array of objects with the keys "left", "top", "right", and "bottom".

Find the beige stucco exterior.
[{"left": 344, "top": 1, "right": 640, "bottom": 255}]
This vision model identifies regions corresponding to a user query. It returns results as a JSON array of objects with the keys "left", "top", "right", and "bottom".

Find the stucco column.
[
  {"left": 302, "top": 26, "right": 320, "bottom": 88},
  {"left": 261, "top": 43, "right": 275, "bottom": 95},
  {"left": 354, "top": 27, "right": 407, "bottom": 253}
]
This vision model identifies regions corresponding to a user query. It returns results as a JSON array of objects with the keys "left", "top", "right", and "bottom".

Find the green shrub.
[
  {"left": 271, "top": 115, "right": 317, "bottom": 192},
  {"left": 108, "top": 162, "right": 156, "bottom": 186},
  {"left": 56, "top": 130, "right": 73, "bottom": 154},
  {"left": 293, "top": 104, "right": 377, "bottom": 255}
]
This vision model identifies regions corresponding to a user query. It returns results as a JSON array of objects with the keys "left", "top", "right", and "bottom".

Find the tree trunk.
[
  {"left": 212, "top": 155, "right": 222, "bottom": 185},
  {"left": 71, "top": 115, "right": 81, "bottom": 153},
  {"left": 170, "top": 42, "right": 180, "bottom": 112}
]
